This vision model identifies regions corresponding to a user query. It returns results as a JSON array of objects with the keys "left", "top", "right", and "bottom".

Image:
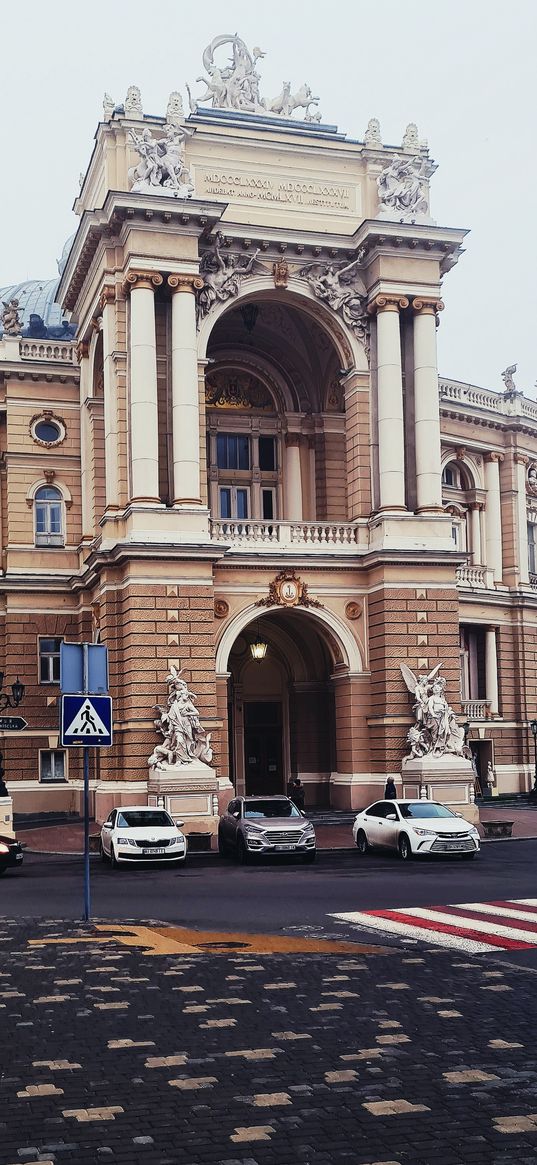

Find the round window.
[{"left": 34, "top": 420, "right": 62, "bottom": 444}]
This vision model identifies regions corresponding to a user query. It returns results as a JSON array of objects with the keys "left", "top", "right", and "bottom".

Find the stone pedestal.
[
  {"left": 148, "top": 761, "right": 219, "bottom": 840},
  {"left": 0, "top": 796, "right": 14, "bottom": 837},
  {"left": 401, "top": 755, "right": 479, "bottom": 825}
]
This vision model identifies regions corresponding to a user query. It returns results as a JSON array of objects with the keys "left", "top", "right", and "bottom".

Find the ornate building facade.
[{"left": 1, "top": 36, "right": 536, "bottom": 822}]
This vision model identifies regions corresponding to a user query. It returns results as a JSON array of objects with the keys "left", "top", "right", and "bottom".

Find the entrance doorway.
[{"left": 244, "top": 701, "right": 283, "bottom": 795}]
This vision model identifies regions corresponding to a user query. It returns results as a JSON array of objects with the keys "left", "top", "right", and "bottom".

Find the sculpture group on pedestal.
[
  {"left": 148, "top": 667, "right": 213, "bottom": 769},
  {"left": 400, "top": 662, "right": 466, "bottom": 758},
  {"left": 1, "top": 299, "right": 22, "bottom": 336},
  {"left": 128, "top": 123, "right": 195, "bottom": 198},
  {"left": 376, "top": 154, "right": 433, "bottom": 223},
  {"left": 188, "top": 34, "right": 321, "bottom": 122}
]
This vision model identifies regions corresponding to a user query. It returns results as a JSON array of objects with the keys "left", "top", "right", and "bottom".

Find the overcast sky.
[{"left": 3, "top": 0, "right": 535, "bottom": 393}]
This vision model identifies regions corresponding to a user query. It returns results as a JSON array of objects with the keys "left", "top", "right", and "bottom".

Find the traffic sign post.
[{"left": 60, "top": 643, "right": 112, "bottom": 923}]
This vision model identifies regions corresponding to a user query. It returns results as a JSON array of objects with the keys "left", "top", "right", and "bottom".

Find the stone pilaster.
[
  {"left": 124, "top": 271, "right": 163, "bottom": 503},
  {"left": 168, "top": 274, "right": 205, "bottom": 505},
  {"left": 368, "top": 294, "right": 409, "bottom": 511},
  {"left": 412, "top": 297, "right": 444, "bottom": 512}
]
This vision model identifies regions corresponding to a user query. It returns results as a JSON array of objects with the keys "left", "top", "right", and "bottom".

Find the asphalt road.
[{"left": 4, "top": 839, "right": 537, "bottom": 938}]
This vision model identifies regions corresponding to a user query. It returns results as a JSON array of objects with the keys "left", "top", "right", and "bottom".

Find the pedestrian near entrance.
[
  {"left": 384, "top": 777, "right": 397, "bottom": 800},
  {"left": 288, "top": 776, "right": 305, "bottom": 811}
]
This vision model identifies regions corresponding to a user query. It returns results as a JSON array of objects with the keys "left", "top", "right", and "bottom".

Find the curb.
[{"left": 23, "top": 835, "right": 537, "bottom": 858}]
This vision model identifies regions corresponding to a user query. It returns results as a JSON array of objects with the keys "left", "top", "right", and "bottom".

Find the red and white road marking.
[{"left": 331, "top": 899, "right": 537, "bottom": 954}]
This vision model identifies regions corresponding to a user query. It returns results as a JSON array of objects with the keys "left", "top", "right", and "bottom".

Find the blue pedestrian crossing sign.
[{"left": 61, "top": 695, "right": 113, "bottom": 747}]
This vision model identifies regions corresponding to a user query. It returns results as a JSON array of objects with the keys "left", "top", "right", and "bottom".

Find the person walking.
[
  {"left": 384, "top": 776, "right": 397, "bottom": 800},
  {"left": 287, "top": 776, "right": 305, "bottom": 811}
]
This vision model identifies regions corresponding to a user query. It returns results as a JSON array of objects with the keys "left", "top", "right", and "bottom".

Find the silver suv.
[{"left": 218, "top": 795, "right": 316, "bottom": 863}]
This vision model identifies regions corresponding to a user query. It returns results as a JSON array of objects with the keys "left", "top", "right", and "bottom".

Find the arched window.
[{"left": 35, "top": 486, "right": 64, "bottom": 547}]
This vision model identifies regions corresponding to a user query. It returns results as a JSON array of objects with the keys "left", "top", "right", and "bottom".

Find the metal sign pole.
[
  {"left": 83, "top": 746, "right": 91, "bottom": 922},
  {"left": 82, "top": 643, "right": 90, "bottom": 923}
]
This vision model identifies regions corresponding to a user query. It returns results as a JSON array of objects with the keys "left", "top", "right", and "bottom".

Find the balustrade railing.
[
  {"left": 210, "top": 518, "right": 362, "bottom": 550},
  {"left": 19, "top": 340, "right": 76, "bottom": 364},
  {"left": 456, "top": 564, "right": 487, "bottom": 588},
  {"left": 463, "top": 699, "right": 491, "bottom": 720}
]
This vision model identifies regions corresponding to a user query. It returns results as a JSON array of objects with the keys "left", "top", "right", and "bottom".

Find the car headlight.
[
  {"left": 412, "top": 828, "right": 435, "bottom": 837},
  {"left": 171, "top": 835, "right": 185, "bottom": 846},
  {"left": 301, "top": 824, "right": 315, "bottom": 836},
  {"left": 468, "top": 827, "right": 480, "bottom": 838},
  {"left": 244, "top": 823, "right": 265, "bottom": 834},
  {"left": 117, "top": 837, "right": 136, "bottom": 846}
]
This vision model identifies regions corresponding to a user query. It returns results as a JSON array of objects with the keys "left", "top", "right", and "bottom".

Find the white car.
[
  {"left": 100, "top": 805, "right": 187, "bottom": 868},
  {"left": 352, "top": 798, "right": 480, "bottom": 861}
]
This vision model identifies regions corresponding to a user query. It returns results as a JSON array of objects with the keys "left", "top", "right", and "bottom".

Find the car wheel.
[
  {"left": 100, "top": 840, "right": 108, "bottom": 863},
  {"left": 356, "top": 829, "right": 369, "bottom": 855},
  {"left": 302, "top": 850, "right": 316, "bottom": 863},
  {"left": 0, "top": 866, "right": 7, "bottom": 877},
  {"left": 218, "top": 831, "right": 228, "bottom": 857},
  {"left": 398, "top": 834, "right": 413, "bottom": 861},
  {"left": 110, "top": 844, "right": 120, "bottom": 870},
  {"left": 237, "top": 836, "right": 249, "bottom": 865}
]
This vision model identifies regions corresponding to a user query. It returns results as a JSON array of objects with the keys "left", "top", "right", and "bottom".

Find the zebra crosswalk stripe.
[{"left": 331, "top": 898, "right": 537, "bottom": 954}]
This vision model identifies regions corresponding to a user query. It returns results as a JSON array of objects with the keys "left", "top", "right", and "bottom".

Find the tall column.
[
  {"left": 100, "top": 287, "right": 120, "bottom": 511},
  {"left": 77, "top": 340, "right": 92, "bottom": 538},
  {"left": 485, "top": 626, "right": 499, "bottom": 715},
  {"left": 515, "top": 453, "right": 530, "bottom": 585},
  {"left": 168, "top": 274, "right": 204, "bottom": 505},
  {"left": 484, "top": 452, "right": 504, "bottom": 581},
  {"left": 285, "top": 434, "right": 303, "bottom": 520},
  {"left": 412, "top": 298, "right": 444, "bottom": 511},
  {"left": 125, "top": 271, "right": 162, "bottom": 503},
  {"left": 369, "top": 295, "right": 408, "bottom": 511},
  {"left": 469, "top": 503, "right": 482, "bottom": 565}
]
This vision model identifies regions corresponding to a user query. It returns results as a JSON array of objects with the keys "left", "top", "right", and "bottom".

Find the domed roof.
[{"left": 0, "top": 233, "right": 77, "bottom": 339}]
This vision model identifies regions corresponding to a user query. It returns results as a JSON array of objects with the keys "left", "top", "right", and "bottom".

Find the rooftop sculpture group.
[
  {"left": 129, "top": 123, "right": 195, "bottom": 198},
  {"left": 188, "top": 34, "right": 321, "bottom": 122},
  {"left": 400, "top": 662, "right": 466, "bottom": 758},
  {"left": 1, "top": 299, "right": 22, "bottom": 337},
  {"left": 148, "top": 667, "right": 213, "bottom": 769},
  {"left": 376, "top": 154, "right": 433, "bottom": 223}
]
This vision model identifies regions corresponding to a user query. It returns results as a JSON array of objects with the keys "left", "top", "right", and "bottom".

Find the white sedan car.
[
  {"left": 353, "top": 799, "right": 480, "bottom": 860},
  {"left": 100, "top": 806, "right": 187, "bottom": 868}
]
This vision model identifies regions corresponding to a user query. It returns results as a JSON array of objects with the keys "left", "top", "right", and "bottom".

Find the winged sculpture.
[{"left": 400, "top": 662, "right": 465, "bottom": 758}]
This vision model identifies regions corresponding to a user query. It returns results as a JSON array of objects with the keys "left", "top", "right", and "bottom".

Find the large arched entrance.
[{"left": 217, "top": 606, "right": 366, "bottom": 809}]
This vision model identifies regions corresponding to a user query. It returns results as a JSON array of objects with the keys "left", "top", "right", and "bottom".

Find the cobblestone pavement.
[{"left": 3, "top": 920, "right": 537, "bottom": 1164}]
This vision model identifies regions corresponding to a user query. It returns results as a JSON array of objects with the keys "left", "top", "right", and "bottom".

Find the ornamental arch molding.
[
  {"left": 197, "top": 277, "right": 368, "bottom": 374},
  {"left": 440, "top": 448, "right": 483, "bottom": 491},
  {"left": 26, "top": 476, "right": 73, "bottom": 509},
  {"left": 215, "top": 601, "right": 364, "bottom": 677}
]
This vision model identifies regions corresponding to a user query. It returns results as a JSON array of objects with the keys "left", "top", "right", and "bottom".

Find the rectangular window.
[
  {"left": 216, "top": 434, "right": 250, "bottom": 470},
  {"left": 39, "top": 637, "right": 62, "bottom": 684},
  {"left": 219, "top": 487, "right": 249, "bottom": 519},
  {"left": 259, "top": 436, "right": 276, "bottom": 472},
  {"left": 262, "top": 488, "right": 275, "bottom": 520},
  {"left": 40, "top": 750, "right": 66, "bottom": 783}
]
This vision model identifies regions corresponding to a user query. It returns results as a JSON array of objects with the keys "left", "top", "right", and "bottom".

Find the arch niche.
[
  {"left": 216, "top": 603, "right": 367, "bottom": 809},
  {"left": 201, "top": 280, "right": 368, "bottom": 527}
]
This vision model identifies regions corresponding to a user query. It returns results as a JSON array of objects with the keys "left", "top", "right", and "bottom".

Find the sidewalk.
[{"left": 18, "top": 804, "right": 537, "bottom": 855}]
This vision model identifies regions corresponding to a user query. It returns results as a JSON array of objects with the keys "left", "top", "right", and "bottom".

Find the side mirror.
[
  {"left": 174, "top": 819, "right": 184, "bottom": 828},
  {"left": 386, "top": 813, "right": 398, "bottom": 822}
]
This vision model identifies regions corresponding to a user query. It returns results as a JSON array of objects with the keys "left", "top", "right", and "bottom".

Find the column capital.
[
  {"left": 412, "top": 297, "right": 444, "bottom": 315},
  {"left": 367, "top": 293, "right": 409, "bottom": 315},
  {"left": 123, "top": 271, "right": 163, "bottom": 294},
  {"left": 168, "top": 273, "right": 204, "bottom": 293},
  {"left": 285, "top": 432, "right": 302, "bottom": 448},
  {"left": 514, "top": 452, "right": 529, "bottom": 466},
  {"left": 76, "top": 341, "right": 90, "bottom": 363},
  {"left": 485, "top": 451, "right": 505, "bottom": 464},
  {"left": 468, "top": 500, "right": 485, "bottom": 512},
  {"left": 98, "top": 285, "right": 116, "bottom": 312}
]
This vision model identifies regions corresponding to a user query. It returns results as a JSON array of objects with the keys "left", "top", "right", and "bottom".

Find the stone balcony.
[
  {"left": 462, "top": 699, "right": 491, "bottom": 720},
  {"left": 455, "top": 564, "right": 493, "bottom": 589},
  {"left": 209, "top": 518, "right": 364, "bottom": 554}
]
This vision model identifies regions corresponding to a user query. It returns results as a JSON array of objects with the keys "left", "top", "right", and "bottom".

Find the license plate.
[
  {"left": 143, "top": 847, "right": 165, "bottom": 855},
  {"left": 274, "top": 844, "right": 296, "bottom": 851},
  {"left": 447, "top": 841, "right": 471, "bottom": 851}
]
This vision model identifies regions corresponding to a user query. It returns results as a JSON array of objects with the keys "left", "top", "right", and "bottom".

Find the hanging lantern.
[{"left": 250, "top": 638, "right": 268, "bottom": 661}]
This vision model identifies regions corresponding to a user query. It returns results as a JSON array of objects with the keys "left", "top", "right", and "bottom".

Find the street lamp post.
[
  {"left": 0, "top": 674, "right": 25, "bottom": 796},
  {"left": 530, "top": 720, "right": 537, "bottom": 796}
]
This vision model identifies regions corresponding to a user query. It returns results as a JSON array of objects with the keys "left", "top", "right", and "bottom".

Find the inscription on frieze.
[{"left": 200, "top": 170, "right": 357, "bottom": 212}]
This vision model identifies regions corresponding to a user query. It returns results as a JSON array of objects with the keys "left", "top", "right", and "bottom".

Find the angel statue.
[
  {"left": 400, "top": 662, "right": 466, "bottom": 758},
  {"left": 148, "top": 666, "right": 213, "bottom": 769},
  {"left": 196, "top": 233, "right": 260, "bottom": 322},
  {"left": 300, "top": 256, "right": 369, "bottom": 351}
]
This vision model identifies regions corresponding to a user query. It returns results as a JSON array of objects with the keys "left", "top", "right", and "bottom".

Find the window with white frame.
[
  {"left": 40, "top": 750, "right": 66, "bottom": 782},
  {"left": 39, "top": 637, "right": 62, "bottom": 684},
  {"left": 35, "top": 485, "right": 64, "bottom": 546},
  {"left": 209, "top": 427, "right": 279, "bottom": 521}
]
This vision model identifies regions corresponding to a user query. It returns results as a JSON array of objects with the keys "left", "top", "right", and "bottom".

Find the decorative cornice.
[
  {"left": 123, "top": 271, "right": 164, "bottom": 294},
  {"left": 412, "top": 297, "right": 444, "bottom": 315},
  {"left": 367, "top": 294, "right": 409, "bottom": 315},
  {"left": 168, "top": 274, "right": 204, "bottom": 293}
]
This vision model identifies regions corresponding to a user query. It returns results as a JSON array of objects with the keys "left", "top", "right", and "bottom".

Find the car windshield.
[
  {"left": 116, "top": 811, "right": 174, "bottom": 828},
  {"left": 399, "top": 802, "right": 455, "bottom": 819},
  {"left": 243, "top": 799, "right": 301, "bottom": 819}
]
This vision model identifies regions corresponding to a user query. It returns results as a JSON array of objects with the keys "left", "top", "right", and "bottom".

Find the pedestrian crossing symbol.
[{"left": 61, "top": 695, "right": 113, "bottom": 747}]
